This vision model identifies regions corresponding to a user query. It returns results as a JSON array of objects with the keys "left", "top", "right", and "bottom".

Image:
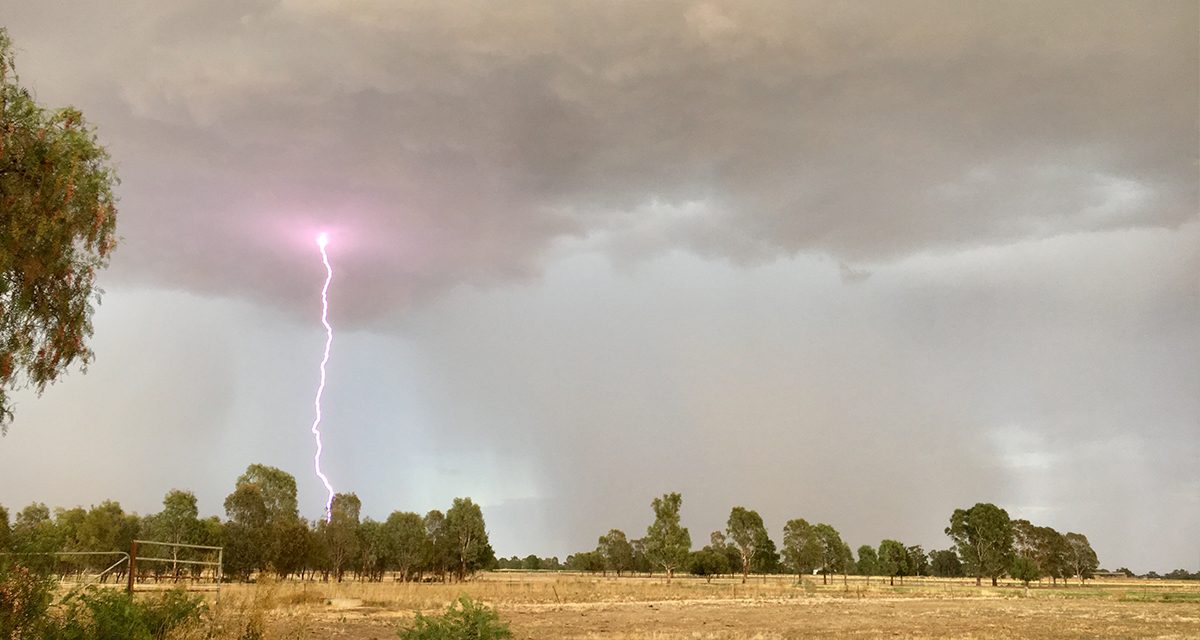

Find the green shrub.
[
  {"left": 54, "top": 587, "right": 204, "bottom": 640},
  {"left": 398, "top": 596, "right": 511, "bottom": 640},
  {"left": 0, "top": 564, "right": 57, "bottom": 639}
]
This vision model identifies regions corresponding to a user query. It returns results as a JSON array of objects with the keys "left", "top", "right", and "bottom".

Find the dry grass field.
[{"left": 199, "top": 572, "right": 1200, "bottom": 639}]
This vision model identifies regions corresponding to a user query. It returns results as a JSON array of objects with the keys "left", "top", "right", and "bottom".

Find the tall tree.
[
  {"left": 146, "top": 490, "right": 201, "bottom": 579},
  {"left": 856, "top": 545, "right": 879, "bottom": 579},
  {"left": 643, "top": 492, "right": 691, "bottom": 583},
  {"left": 384, "top": 511, "right": 427, "bottom": 582},
  {"left": 223, "top": 464, "right": 302, "bottom": 578},
  {"left": 235, "top": 464, "right": 299, "bottom": 522},
  {"left": 1064, "top": 532, "right": 1099, "bottom": 585},
  {"left": 324, "top": 493, "right": 361, "bottom": 582},
  {"left": 905, "top": 545, "right": 929, "bottom": 577},
  {"left": 423, "top": 510, "right": 452, "bottom": 581},
  {"left": 445, "top": 497, "right": 492, "bottom": 581},
  {"left": 357, "top": 518, "right": 389, "bottom": 581},
  {"left": 726, "top": 507, "right": 768, "bottom": 583},
  {"left": 813, "top": 523, "right": 848, "bottom": 585},
  {"left": 597, "top": 529, "right": 634, "bottom": 577},
  {"left": 0, "top": 29, "right": 120, "bottom": 432},
  {"left": 782, "top": 519, "right": 822, "bottom": 581},
  {"left": 751, "top": 530, "right": 780, "bottom": 575},
  {"left": 877, "top": 539, "right": 908, "bottom": 586},
  {"left": 945, "top": 503, "right": 1014, "bottom": 587}
]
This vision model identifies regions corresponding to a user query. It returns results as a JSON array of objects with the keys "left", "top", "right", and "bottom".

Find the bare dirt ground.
[{"left": 214, "top": 573, "right": 1200, "bottom": 639}]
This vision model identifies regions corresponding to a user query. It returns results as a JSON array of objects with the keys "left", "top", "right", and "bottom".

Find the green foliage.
[
  {"left": 54, "top": 588, "right": 203, "bottom": 640},
  {"left": 596, "top": 529, "right": 633, "bottom": 576},
  {"left": 0, "top": 505, "right": 10, "bottom": 551},
  {"left": 855, "top": 545, "right": 878, "bottom": 577},
  {"left": 1, "top": 566, "right": 202, "bottom": 640},
  {"left": 945, "top": 503, "right": 1014, "bottom": 586},
  {"left": 398, "top": 596, "right": 511, "bottom": 640},
  {"left": 782, "top": 519, "right": 822, "bottom": 578},
  {"left": 877, "top": 539, "right": 907, "bottom": 585},
  {"left": 0, "top": 563, "right": 56, "bottom": 639},
  {"left": 1011, "top": 555, "right": 1042, "bottom": 586},
  {"left": 0, "top": 28, "right": 120, "bottom": 432},
  {"left": 812, "top": 523, "right": 849, "bottom": 581},
  {"left": 687, "top": 548, "right": 728, "bottom": 582},
  {"left": 928, "top": 549, "right": 963, "bottom": 577},
  {"left": 1064, "top": 532, "right": 1099, "bottom": 583},
  {"left": 643, "top": 493, "right": 691, "bottom": 580},
  {"left": 750, "top": 530, "right": 780, "bottom": 575},
  {"left": 445, "top": 498, "right": 493, "bottom": 581},
  {"left": 726, "top": 507, "right": 767, "bottom": 581}
]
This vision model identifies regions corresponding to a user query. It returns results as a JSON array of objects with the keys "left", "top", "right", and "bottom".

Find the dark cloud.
[
  {"left": 0, "top": 2, "right": 1196, "bottom": 572},
  {"left": 1, "top": 1, "right": 1194, "bottom": 322}
]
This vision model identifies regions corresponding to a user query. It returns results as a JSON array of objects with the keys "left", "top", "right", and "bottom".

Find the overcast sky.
[{"left": 0, "top": 1, "right": 1196, "bottom": 572}]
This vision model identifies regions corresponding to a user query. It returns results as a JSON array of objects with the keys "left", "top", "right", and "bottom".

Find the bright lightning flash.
[{"left": 311, "top": 232, "right": 336, "bottom": 520}]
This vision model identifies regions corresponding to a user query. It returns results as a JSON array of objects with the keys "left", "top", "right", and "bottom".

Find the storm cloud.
[{"left": 0, "top": 1, "right": 1196, "bottom": 571}]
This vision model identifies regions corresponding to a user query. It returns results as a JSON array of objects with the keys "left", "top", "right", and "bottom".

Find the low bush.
[
  {"left": 0, "top": 565, "right": 204, "bottom": 640},
  {"left": 398, "top": 596, "right": 511, "bottom": 640}
]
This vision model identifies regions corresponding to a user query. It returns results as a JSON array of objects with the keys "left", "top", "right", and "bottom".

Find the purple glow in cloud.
[{"left": 311, "top": 232, "right": 336, "bottom": 519}]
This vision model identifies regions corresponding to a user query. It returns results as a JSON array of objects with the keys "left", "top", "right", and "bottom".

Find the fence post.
[{"left": 127, "top": 540, "right": 139, "bottom": 595}]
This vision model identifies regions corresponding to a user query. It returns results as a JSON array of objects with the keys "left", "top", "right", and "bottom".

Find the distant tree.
[
  {"left": 945, "top": 503, "right": 1014, "bottom": 586},
  {"left": 877, "top": 540, "right": 907, "bottom": 586},
  {"left": 643, "top": 493, "right": 691, "bottom": 582},
  {"left": 597, "top": 529, "right": 634, "bottom": 577},
  {"left": 384, "top": 511, "right": 426, "bottom": 582},
  {"left": 1064, "top": 532, "right": 1099, "bottom": 585},
  {"left": 929, "top": 549, "right": 963, "bottom": 577},
  {"left": 630, "top": 538, "right": 652, "bottom": 575},
  {"left": 751, "top": 530, "right": 780, "bottom": 575},
  {"left": 445, "top": 497, "right": 492, "bottom": 581},
  {"left": 12, "top": 503, "right": 58, "bottom": 554},
  {"left": 905, "top": 545, "right": 929, "bottom": 577},
  {"left": 521, "top": 555, "right": 542, "bottom": 571},
  {"left": 235, "top": 464, "right": 299, "bottom": 521},
  {"left": 0, "top": 505, "right": 10, "bottom": 551},
  {"left": 357, "top": 518, "right": 389, "bottom": 581},
  {"left": 223, "top": 464, "right": 302, "bottom": 579},
  {"left": 856, "top": 545, "right": 879, "bottom": 580},
  {"left": 782, "top": 519, "right": 822, "bottom": 581},
  {"left": 726, "top": 507, "right": 768, "bottom": 583},
  {"left": 688, "top": 547, "right": 727, "bottom": 583},
  {"left": 0, "top": 28, "right": 120, "bottom": 433},
  {"left": 1039, "top": 527, "right": 1071, "bottom": 586},
  {"left": 813, "top": 523, "right": 848, "bottom": 584},
  {"left": 710, "top": 530, "right": 741, "bottom": 579},
  {"left": 566, "top": 550, "right": 605, "bottom": 572},
  {"left": 1011, "top": 555, "right": 1041, "bottom": 590},
  {"left": 325, "top": 493, "right": 361, "bottom": 581},
  {"left": 145, "top": 490, "right": 201, "bottom": 579}
]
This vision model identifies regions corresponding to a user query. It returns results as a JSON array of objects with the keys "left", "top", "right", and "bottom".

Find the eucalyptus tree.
[
  {"left": 597, "top": 529, "right": 634, "bottom": 576},
  {"left": 445, "top": 497, "right": 493, "bottom": 581},
  {"left": 813, "top": 523, "right": 848, "bottom": 584},
  {"left": 945, "top": 503, "right": 1014, "bottom": 586},
  {"left": 644, "top": 493, "right": 691, "bottom": 582},
  {"left": 877, "top": 539, "right": 908, "bottom": 586},
  {"left": 1064, "top": 532, "right": 1099, "bottom": 584},
  {"left": 0, "top": 29, "right": 120, "bottom": 432},
  {"left": 782, "top": 519, "right": 822, "bottom": 581},
  {"left": 726, "top": 507, "right": 768, "bottom": 583}
]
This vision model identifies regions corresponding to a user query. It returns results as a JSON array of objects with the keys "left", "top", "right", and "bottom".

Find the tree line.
[
  {"left": 558, "top": 494, "right": 1112, "bottom": 586},
  {"left": 7, "top": 480, "right": 1196, "bottom": 585},
  {"left": 0, "top": 464, "right": 495, "bottom": 583}
]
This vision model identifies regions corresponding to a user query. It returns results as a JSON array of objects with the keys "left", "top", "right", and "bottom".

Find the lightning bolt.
[{"left": 311, "top": 232, "right": 336, "bottom": 520}]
